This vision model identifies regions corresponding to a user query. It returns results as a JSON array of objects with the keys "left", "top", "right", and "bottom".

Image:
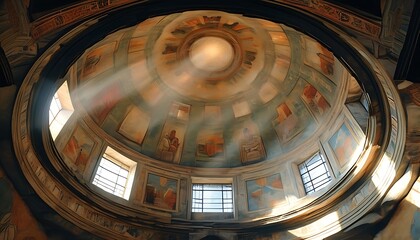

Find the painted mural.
[
  {"left": 139, "top": 82, "right": 163, "bottom": 106},
  {"left": 118, "top": 105, "right": 150, "bottom": 145},
  {"left": 232, "top": 100, "right": 251, "bottom": 118},
  {"left": 301, "top": 82, "right": 330, "bottom": 119},
  {"left": 272, "top": 102, "right": 303, "bottom": 143},
  {"left": 168, "top": 102, "right": 190, "bottom": 121},
  {"left": 328, "top": 123, "right": 358, "bottom": 167},
  {"left": 0, "top": 169, "right": 47, "bottom": 239},
  {"left": 143, "top": 173, "right": 178, "bottom": 211},
  {"left": 86, "top": 82, "right": 123, "bottom": 125},
  {"left": 151, "top": 11, "right": 266, "bottom": 102},
  {"left": 196, "top": 129, "right": 225, "bottom": 161},
  {"left": 156, "top": 121, "right": 186, "bottom": 163},
  {"left": 259, "top": 81, "right": 278, "bottom": 104},
  {"left": 82, "top": 41, "right": 117, "bottom": 79},
  {"left": 155, "top": 102, "right": 190, "bottom": 163},
  {"left": 303, "top": 36, "right": 335, "bottom": 80},
  {"left": 235, "top": 120, "right": 266, "bottom": 164},
  {"left": 204, "top": 105, "right": 223, "bottom": 124},
  {"left": 246, "top": 173, "right": 285, "bottom": 211},
  {"left": 269, "top": 31, "right": 289, "bottom": 46},
  {"left": 270, "top": 29, "right": 291, "bottom": 84},
  {"left": 62, "top": 125, "right": 95, "bottom": 173},
  {"left": 128, "top": 36, "right": 147, "bottom": 53},
  {"left": 64, "top": 10, "right": 347, "bottom": 169}
]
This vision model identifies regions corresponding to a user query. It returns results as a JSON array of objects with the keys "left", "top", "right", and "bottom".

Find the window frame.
[
  {"left": 190, "top": 177, "right": 235, "bottom": 220},
  {"left": 91, "top": 147, "right": 137, "bottom": 200},
  {"left": 92, "top": 156, "right": 130, "bottom": 198},
  {"left": 49, "top": 81, "right": 74, "bottom": 140},
  {"left": 298, "top": 152, "right": 332, "bottom": 195},
  {"left": 191, "top": 183, "right": 234, "bottom": 213}
]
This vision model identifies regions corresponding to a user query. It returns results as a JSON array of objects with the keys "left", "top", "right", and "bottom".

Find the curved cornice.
[{"left": 29, "top": 0, "right": 381, "bottom": 41}]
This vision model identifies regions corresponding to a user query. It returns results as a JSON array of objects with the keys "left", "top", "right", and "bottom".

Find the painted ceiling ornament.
[{"left": 150, "top": 11, "right": 276, "bottom": 101}]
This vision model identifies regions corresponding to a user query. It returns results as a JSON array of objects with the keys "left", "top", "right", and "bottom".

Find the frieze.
[
  {"left": 29, "top": 0, "right": 381, "bottom": 41},
  {"left": 30, "top": 0, "right": 138, "bottom": 40},
  {"left": 277, "top": 0, "right": 381, "bottom": 38}
]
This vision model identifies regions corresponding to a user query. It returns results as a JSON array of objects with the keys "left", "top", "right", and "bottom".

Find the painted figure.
[
  {"left": 240, "top": 127, "right": 266, "bottom": 163},
  {"left": 157, "top": 130, "right": 180, "bottom": 162}
]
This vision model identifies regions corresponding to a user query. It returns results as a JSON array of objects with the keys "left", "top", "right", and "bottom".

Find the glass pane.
[
  {"left": 223, "top": 191, "right": 232, "bottom": 199},
  {"left": 192, "top": 183, "right": 233, "bottom": 213},
  {"left": 204, "top": 184, "right": 222, "bottom": 190},
  {"left": 203, "top": 198, "right": 222, "bottom": 204},
  {"left": 50, "top": 100, "right": 60, "bottom": 116},
  {"left": 119, "top": 169, "right": 129, "bottom": 178},
  {"left": 203, "top": 190, "right": 222, "bottom": 199},
  {"left": 93, "top": 157, "right": 131, "bottom": 198},
  {"left": 300, "top": 152, "right": 331, "bottom": 194},
  {"left": 117, "top": 176, "right": 127, "bottom": 186},
  {"left": 223, "top": 203, "right": 233, "bottom": 209}
]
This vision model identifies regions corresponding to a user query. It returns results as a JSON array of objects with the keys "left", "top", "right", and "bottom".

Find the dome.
[
  {"left": 9, "top": 2, "right": 410, "bottom": 239},
  {"left": 64, "top": 11, "right": 352, "bottom": 170}
]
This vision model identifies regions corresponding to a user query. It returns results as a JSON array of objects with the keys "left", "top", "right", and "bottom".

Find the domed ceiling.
[
  {"left": 65, "top": 10, "right": 349, "bottom": 168},
  {"left": 12, "top": 3, "right": 409, "bottom": 238}
]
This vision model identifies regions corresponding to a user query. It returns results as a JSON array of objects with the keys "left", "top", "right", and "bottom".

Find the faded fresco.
[
  {"left": 139, "top": 82, "right": 163, "bottom": 106},
  {"left": 272, "top": 102, "right": 303, "bottom": 143},
  {"left": 168, "top": 102, "right": 191, "bottom": 121},
  {"left": 204, "top": 105, "right": 223, "bottom": 124},
  {"left": 301, "top": 82, "right": 331, "bottom": 119},
  {"left": 143, "top": 173, "right": 178, "bottom": 211},
  {"left": 0, "top": 169, "right": 47, "bottom": 239},
  {"left": 234, "top": 120, "right": 266, "bottom": 164},
  {"left": 259, "top": 81, "right": 278, "bottom": 104},
  {"left": 271, "top": 50, "right": 291, "bottom": 83},
  {"left": 118, "top": 105, "right": 150, "bottom": 145},
  {"left": 85, "top": 82, "right": 123, "bottom": 125},
  {"left": 151, "top": 12, "right": 266, "bottom": 102},
  {"left": 128, "top": 36, "right": 147, "bottom": 53},
  {"left": 82, "top": 42, "right": 117, "bottom": 79},
  {"left": 328, "top": 123, "right": 358, "bottom": 167},
  {"left": 59, "top": 10, "right": 349, "bottom": 170},
  {"left": 156, "top": 121, "right": 186, "bottom": 163},
  {"left": 196, "top": 129, "right": 225, "bottom": 161},
  {"left": 155, "top": 102, "right": 190, "bottom": 163},
  {"left": 62, "top": 125, "right": 95, "bottom": 173},
  {"left": 302, "top": 36, "right": 335, "bottom": 78},
  {"left": 246, "top": 173, "right": 285, "bottom": 211},
  {"left": 232, "top": 100, "right": 251, "bottom": 118}
]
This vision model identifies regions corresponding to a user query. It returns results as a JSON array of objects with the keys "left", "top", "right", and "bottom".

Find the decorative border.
[
  {"left": 276, "top": 0, "right": 381, "bottom": 38},
  {"left": 30, "top": 0, "right": 140, "bottom": 40},
  {"left": 29, "top": 0, "right": 381, "bottom": 42}
]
